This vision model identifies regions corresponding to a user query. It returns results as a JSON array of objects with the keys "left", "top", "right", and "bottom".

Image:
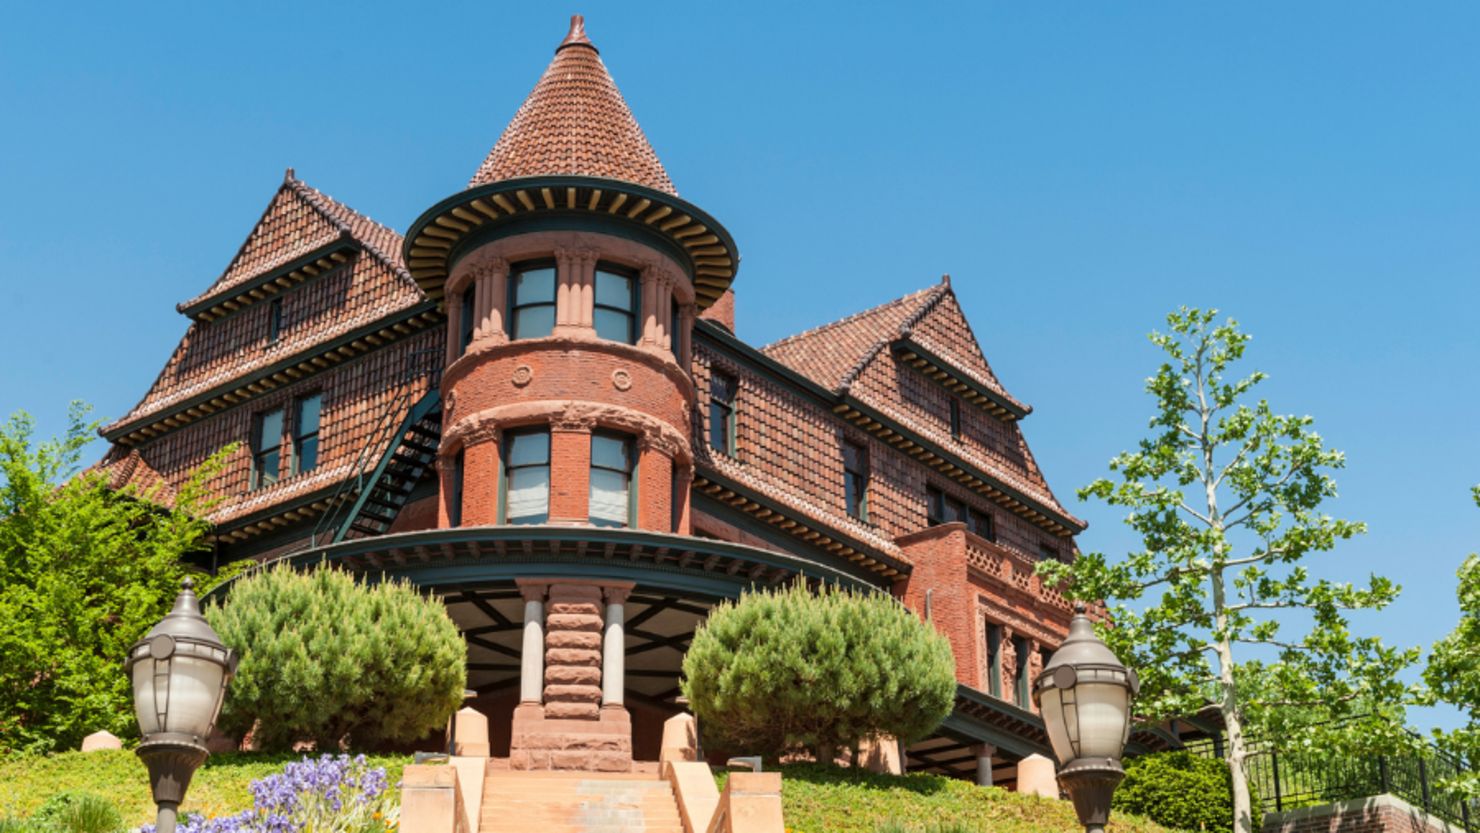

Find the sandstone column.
[
  {"left": 974, "top": 744, "right": 996, "bottom": 787},
  {"left": 445, "top": 290, "right": 463, "bottom": 367},
  {"left": 677, "top": 303, "right": 696, "bottom": 369},
  {"left": 602, "top": 586, "right": 631, "bottom": 714},
  {"left": 544, "top": 584, "right": 605, "bottom": 719},
  {"left": 518, "top": 582, "right": 548, "bottom": 707}
]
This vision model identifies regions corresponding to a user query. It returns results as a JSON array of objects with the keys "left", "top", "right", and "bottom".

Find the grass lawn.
[
  {"left": 0, "top": 750, "right": 411, "bottom": 827},
  {"left": 722, "top": 763, "right": 1185, "bottom": 833}
]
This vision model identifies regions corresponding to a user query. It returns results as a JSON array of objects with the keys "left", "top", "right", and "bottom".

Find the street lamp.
[
  {"left": 124, "top": 578, "right": 238, "bottom": 833},
  {"left": 1034, "top": 602, "right": 1139, "bottom": 833}
]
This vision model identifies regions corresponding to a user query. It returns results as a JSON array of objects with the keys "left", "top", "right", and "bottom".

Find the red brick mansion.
[{"left": 94, "top": 16, "right": 1201, "bottom": 784}]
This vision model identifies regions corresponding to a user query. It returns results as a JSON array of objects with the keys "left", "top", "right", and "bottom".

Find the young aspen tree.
[{"left": 1038, "top": 309, "right": 1416, "bottom": 833}]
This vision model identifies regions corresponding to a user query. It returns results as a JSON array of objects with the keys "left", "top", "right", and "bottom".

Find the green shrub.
[
  {"left": 681, "top": 583, "right": 956, "bottom": 762},
  {"left": 1114, "top": 751, "right": 1253, "bottom": 833},
  {"left": 206, "top": 564, "right": 466, "bottom": 752},
  {"left": 32, "top": 792, "right": 121, "bottom": 833},
  {"left": 0, "top": 819, "right": 49, "bottom": 833}
]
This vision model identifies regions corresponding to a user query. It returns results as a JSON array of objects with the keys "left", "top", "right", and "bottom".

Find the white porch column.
[
  {"left": 974, "top": 744, "right": 997, "bottom": 787},
  {"left": 518, "top": 583, "right": 548, "bottom": 705},
  {"left": 602, "top": 586, "right": 632, "bottom": 707}
]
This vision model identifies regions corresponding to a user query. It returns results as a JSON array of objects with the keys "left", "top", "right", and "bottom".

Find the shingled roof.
[
  {"left": 88, "top": 449, "right": 178, "bottom": 509},
  {"left": 467, "top": 16, "right": 676, "bottom": 195},
  {"left": 105, "top": 174, "right": 424, "bottom": 437}
]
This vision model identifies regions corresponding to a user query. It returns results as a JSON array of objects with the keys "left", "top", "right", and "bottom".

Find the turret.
[{"left": 403, "top": 16, "right": 739, "bottom": 535}]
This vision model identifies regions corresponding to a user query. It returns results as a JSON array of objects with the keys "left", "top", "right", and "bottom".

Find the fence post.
[
  {"left": 1379, "top": 755, "right": 1391, "bottom": 795},
  {"left": 1419, "top": 757, "right": 1431, "bottom": 812},
  {"left": 1272, "top": 751, "right": 1283, "bottom": 813},
  {"left": 1461, "top": 790, "right": 1470, "bottom": 832}
]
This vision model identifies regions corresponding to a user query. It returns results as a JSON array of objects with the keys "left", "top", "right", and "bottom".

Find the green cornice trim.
[
  {"left": 177, "top": 236, "right": 360, "bottom": 320},
  {"left": 891, "top": 339, "right": 1030, "bottom": 420},
  {"left": 694, "top": 321, "right": 1086, "bottom": 535},
  {"left": 201, "top": 525, "right": 877, "bottom": 604}
]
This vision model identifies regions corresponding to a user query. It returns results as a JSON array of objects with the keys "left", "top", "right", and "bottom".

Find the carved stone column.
[
  {"left": 639, "top": 264, "right": 660, "bottom": 346},
  {"left": 517, "top": 582, "right": 548, "bottom": 708},
  {"left": 554, "top": 247, "right": 577, "bottom": 328},
  {"left": 471, "top": 256, "right": 509, "bottom": 343},
  {"left": 543, "top": 584, "right": 604, "bottom": 720},
  {"left": 601, "top": 586, "right": 631, "bottom": 715},
  {"left": 678, "top": 303, "right": 696, "bottom": 370},
  {"left": 445, "top": 290, "right": 464, "bottom": 367},
  {"left": 577, "top": 248, "right": 600, "bottom": 328}
]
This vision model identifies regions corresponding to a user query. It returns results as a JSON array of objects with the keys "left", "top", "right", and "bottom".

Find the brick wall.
[{"left": 1262, "top": 794, "right": 1460, "bottom": 833}]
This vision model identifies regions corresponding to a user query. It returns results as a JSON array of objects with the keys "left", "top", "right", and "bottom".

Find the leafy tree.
[
  {"left": 1421, "top": 486, "right": 1480, "bottom": 798},
  {"left": 1038, "top": 309, "right": 1416, "bottom": 833},
  {"left": 0, "top": 404, "right": 231, "bottom": 754},
  {"left": 681, "top": 582, "right": 956, "bottom": 763},
  {"left": 206, "top": 563, "right": 467, "bottom": 752}
]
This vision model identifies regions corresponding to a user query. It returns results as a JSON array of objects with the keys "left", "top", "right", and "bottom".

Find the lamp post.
[
  {"left": 124, "top": 578, "right": 237, "bottom": 833},
  {"left": 1034, "top": 602, "right": 1139, "bottom": 833}
]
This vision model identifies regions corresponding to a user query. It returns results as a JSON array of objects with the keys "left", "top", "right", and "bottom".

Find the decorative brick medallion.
[
  {"left": 512, "top": 365, "right": 534, "bottom": 387},
  {"left": 611, "top": 368, "right": 632, "bottom": 391}
]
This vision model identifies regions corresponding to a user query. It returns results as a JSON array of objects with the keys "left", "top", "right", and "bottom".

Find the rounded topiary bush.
[
  {"left": 1113, "top": 750, "right": 1252, "bottom": 833},
  {"left": 681, "top": 582, "right": 956, "bottom": 762},
  {"left": 207, "top": 564, "right": 466, "bottom": 752}
]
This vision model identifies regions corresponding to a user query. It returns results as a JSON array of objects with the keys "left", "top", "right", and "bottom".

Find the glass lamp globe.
[
  {"left": 1034, "top": 602, "right": 1138, "bottom": 766},
  {"left": 124, "top": 578, "right": 238, "bottom": 745}
]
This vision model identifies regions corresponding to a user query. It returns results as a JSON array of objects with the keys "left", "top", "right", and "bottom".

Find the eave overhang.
[
  {"left": 691, "top": 467, "right": 911, "bottom": 581},
  {"left": 696, "top": 320, "right": 1087, "bottom": 538},
  {"left": 891, "top": 340, "right": 1031, "bottom": 421},
  {"left": 403, "top": 176, "right": 738, "bottom": 309},
  {"left": 177, "top": 236, "right": 359, "bottom": 322},
  {"left": 203, "top": 525, "right": 876, "bottom": 604},
  {"left": 103, "top": 301, "right": 442, "bottom": 445}
]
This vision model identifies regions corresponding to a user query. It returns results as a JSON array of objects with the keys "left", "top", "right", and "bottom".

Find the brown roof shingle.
[{"left": 467, "top": 16, "right": 676, "bottom": 195}]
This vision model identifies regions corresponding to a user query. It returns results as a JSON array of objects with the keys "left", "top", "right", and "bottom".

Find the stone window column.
[
  {"left": 973, "top": 744, "right": 997, "bottom": 786},
  {"left": 518, "top": 582, "right": 549, "bottom": 706},
  {"left": 445, "top": 290, "right": 464, "bottom": 368},
  {"left": 639, "top": 264, "right": 661, "bottom": 346},
  {"left": 601, "top": 586, "right": 632, "bottom": 711},
  {"left": 677, "top": 303, "right": 696, "bottom": 369},
  {"left": 472, "top": 257, "right": 510, "bottom": 343},
  {"left": 554, "top": 247, "right": 577, "bottom": 328},
  {"left": 577, "top": 248, "right": 599, "bottom": 328}
]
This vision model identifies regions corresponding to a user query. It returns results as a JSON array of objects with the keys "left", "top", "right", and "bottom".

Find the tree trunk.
[{"left": 1213, "top": 568, "right": 1254, "bottom": 833}]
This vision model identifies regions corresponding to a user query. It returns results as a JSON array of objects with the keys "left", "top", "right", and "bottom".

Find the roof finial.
[
  {"left": 559, "top": 15, "right": 596, "bottom": 52},
  {"left": 941, "top": 273, "right": 951, "bottom": 288},
  {"left": 284, "top": 167, "right": 296, "bottom": 183}
]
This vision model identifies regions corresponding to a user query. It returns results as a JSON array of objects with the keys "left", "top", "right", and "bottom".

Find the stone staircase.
[{"left": 480, "top": 771, "right": 685, "bottom": 833}]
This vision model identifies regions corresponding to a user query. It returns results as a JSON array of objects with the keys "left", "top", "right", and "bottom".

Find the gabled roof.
[
  {"left": 104, "top": 174, "right": 425, "bottom": 438},
  {"left": 467, "top": 16, "right": 676, "bottom": 195},
  {"left": 89, "top": 449, "right": 178, "bottom": 509},
  {"left": 179, "top": 170, "right": 410, "bottom": 313},
  {"left": 762, "top": 278, "right": 1029, "bottom": 414}
]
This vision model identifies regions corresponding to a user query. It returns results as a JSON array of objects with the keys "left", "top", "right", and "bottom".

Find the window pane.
[
  {"left": 595, "top": 271, "right": 633, "bottom": 311},
  {"left": 298, "top": 437, "right": 319, "bottom": 473},
  {"left": 594, "top": 308, "right": 632, "bottom": 343},
  {"left": 461, "top": 286, "right": 477, "bottom": 349},
  {"left": 709, "top": 404, "right": 729, "bottom": 453},
  {"left": 591, "top": 435, "right": 631, "bottom": 472},
  {"left": 258, "top": 411, "right": 283, "bottom": 450},
  {"left": 589, "top": 468, "right": 629, "bottom": 527},
  {"left": 946, "top": 497, "right": 966, "bottom": 524},
  {"left": 259, "top": 450, "right": 279, "bottom": 486},
  {"left": 515, "top": 268, "right": 556, "bottom": 305},
  {"left": 513, "top": 304, "right": 555, "bottom": 340},
  {"left": 709, "top": 371, "right": 735, "bottom": 404},
  {"left": 297, "top": 395, "right": 321, "bottom": 437},
  {"left": 507, "top": 431, "right": 550, "bottom": 467},
  {"left": 973, "top": 513, "right": 991, "bottom": 540},
  {"left": 507, "top": 467, "right": 550, "bottom": 523},
  {"left": 843, "top": 442, "right": 867, "bottom": 475}
]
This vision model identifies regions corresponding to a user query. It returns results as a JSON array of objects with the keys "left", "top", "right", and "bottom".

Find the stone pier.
[{"left": 509, "top": 578, "right": 634, "bottom": 772}]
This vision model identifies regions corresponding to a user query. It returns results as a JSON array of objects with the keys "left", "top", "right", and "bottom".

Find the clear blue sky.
[{"left": 2, "top": 3, "right": 1476, "bottom": 732}]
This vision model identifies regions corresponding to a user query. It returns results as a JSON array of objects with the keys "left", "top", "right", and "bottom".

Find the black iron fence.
[{"left": 1182, "top": 728, "right": 1475, "bottom": 831}]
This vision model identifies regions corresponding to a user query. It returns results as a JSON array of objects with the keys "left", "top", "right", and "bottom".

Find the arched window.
[
  {"left": 509, "top": 261, "right": 556, "bottom": 340},
  {"left": 593, "top": 265, "right": 638, "bottom": 344}
]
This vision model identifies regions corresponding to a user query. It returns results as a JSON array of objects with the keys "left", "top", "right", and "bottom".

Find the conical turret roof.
[{"left": 468, "top": 16, "right": 676, "bottom": 195}]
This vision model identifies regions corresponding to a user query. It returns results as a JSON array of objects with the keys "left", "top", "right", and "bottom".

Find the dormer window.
[
  {"left": 843, "top": 441, "right": 869, "bottom": 520},
  {"left": 292, "top": 393, "right": 322, "bottom": 475},
  {"left": 509, "top": 262, "right": 556, "bottom": 340},
  {"left": 949, "top": 398, "right": 962, "bottom": 440},
  {"left": 267, "top": 298, "right": 283, "bottom": 344},
  {"left": 594, "top": 266, "right": 638, "bottom": 344}
]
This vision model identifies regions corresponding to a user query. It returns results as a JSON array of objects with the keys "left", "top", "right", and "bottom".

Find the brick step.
[
  {"left": 481, "top": 806, "right": 680, "bottom": 819},
  {"left": 482, "top": 783, "right": 673, "bottom": 795},
  {"left": 483, "top": 771, "right": 663, "bottom": 781},
  {"left": 484, "top": 827, "right": 682, "bottom": 833}
]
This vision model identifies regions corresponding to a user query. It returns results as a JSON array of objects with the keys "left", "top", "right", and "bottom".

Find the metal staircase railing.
[{"left": 312, "top": 348, "right": 443, "bottom": 547}]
